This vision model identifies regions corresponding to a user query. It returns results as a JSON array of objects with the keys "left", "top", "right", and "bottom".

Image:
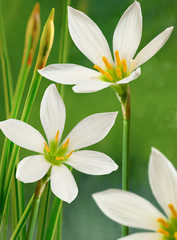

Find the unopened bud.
[
  {"left": 22, "top": 3, "right": 41, "bottom": 66},
  {"left": 35, "top": 8, "right": 55, "bottom": 70}
]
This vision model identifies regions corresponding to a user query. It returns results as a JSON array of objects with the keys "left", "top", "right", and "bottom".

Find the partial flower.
[
  {"left": 38, "top": 1, "right": 173, "bottom": 94},
  {"left": 0, "top": 84, "right": 118, "bottom": 203},
  {"left": 93, "top": 148, "right": 177, "bottom": 240}
]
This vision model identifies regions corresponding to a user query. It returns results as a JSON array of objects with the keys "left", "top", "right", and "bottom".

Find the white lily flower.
[
  {"left": 38, "top": 1, "right": 173, "bottom": 93},
  {"left": 93, "top": 148, "right": 177, "bottom": 240},
  {"left": 0, "top": 84, "right": 118, "bottom": 203}
]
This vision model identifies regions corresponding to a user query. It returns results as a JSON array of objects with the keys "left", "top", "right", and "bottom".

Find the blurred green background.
[{"left": 0, "top": 0, "right": 177, "bottom": 239}]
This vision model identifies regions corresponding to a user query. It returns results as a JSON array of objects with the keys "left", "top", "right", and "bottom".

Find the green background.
[{"left": 0, "top": 0, "right": 177, "bottom": 239}]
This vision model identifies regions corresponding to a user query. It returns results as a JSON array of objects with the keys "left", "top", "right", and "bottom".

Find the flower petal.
[
  {"left": 73, "top": 79, "right": 111, "bottom": 93},
  {"left": 92, "top": 189, "right": 165, "bottom": 231},
  {"left": 63, "top": 112, "right": 118, "bottom": 151},
  {"left": 16, "top": 155, "right": 51, "bottom": 183},
  {"left": 40, "top": 84, "right": 66, "bottom": 143},
  {"left": 113, "top": 1, "right": 142, "bottom": 65},
  {"left": 38, "top": 64, "right": 100, "bottom": 85},
  {"left": 116, "top": 68, "right": 141, "bottom": 84},
  {"left": 118, "top": 232, "right": 161, "bottom": 240},
  {"left": 66, "top": 150, "right": 118, "bottom": 175},
  {"left": 68, "top": 7, "right": 114, "bottom": 68},
  {"left": 131, "top": 27, "right": 174, "bottom": 70},
  {"left": 0, "top": 119, "right": 45, "bottom": 153},
  {"left": 149, "top": 147, "right": 177, "bottom": 218},
  {"left": 50, "top": 164, "right": 78, "bottom": 203}
]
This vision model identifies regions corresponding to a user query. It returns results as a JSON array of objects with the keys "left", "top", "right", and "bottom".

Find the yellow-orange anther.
[
  {"left": 55, "top": 130, "right": 59, "bottom": 142},
  {"left": 62, "top": 138, "right": 70, "bottom": 149},
  {"left": 116, "top": 68, "right": 122, "bottom": 78},
  {"left": 105, "top": 72, "right": 113, "bottom": 81},
  {"left": 115, "top": 50, "right": 121, "bottom": 66},
  {"left": 157, "top": 218, "right": 169, "bottom": 228},
  {"left": 102, "top": 56, "right": 112, "bottom": 70},
  {"left": 174, "top": 232, "right": 177, "bottom": 239},
  {"left": 157, "top": 229, "right": 169, "bottom": 237},
  {"left": 44, "top": 142, "right": 50, "bottom": 153},
  {"left": 94, "top": 65, "right": 106, "bottom": 75},
  {"left": 122, "top": 59, "right": 127, "bottom": 73},
  {"left": 168, "top": 204, "right": 177, "bottom": 218},
  {"left": 66, "top": 150, "right": 75, "bottom": 158},
  {"left": 55, "top": 157, "right": 65, "bottom": 161}
]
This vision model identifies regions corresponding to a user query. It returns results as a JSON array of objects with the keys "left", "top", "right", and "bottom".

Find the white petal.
[
  {"left": 66, "top": 150, "right": 118, "bottom": 175},
  {"left": 0, "top": 119, "right": 45, "bottom": 153},
  {"left": 116, "top": 68, "right": 141, "bottom": 84},
  {"left": 73, "top": 79, "right": 111, "bottom": 93},
  {"left": 40, "top": 84, "right": 66, "bottom": 143},
  {"left": 92, "top": 189, "right": 165, "bottom": 231},
  {"left": 149, "top": 147, "right": 177, "bottom": 217},
  {"left": 63, "top": 112, "right": 118, "bottom": 151},
  {"left": 16, "top": 155, "right": 51, "bottom": 183},
  {"left": 68, "top": 7, "right": 114, "bottom": 68},
  {"left": 113, "top": 1, "right": 142, "bottom": 65},
  {"left": 132, "top": 27, "right": 174, "bottom": 70},
  {"left": 50, "top": 164, "right": 78, "bottom": 203},
  {"left": 38, "top": 64, "right": 100, "bottom": 85},
  {"left": 118, "top": 232, "right": 161, "bottom": 240}
]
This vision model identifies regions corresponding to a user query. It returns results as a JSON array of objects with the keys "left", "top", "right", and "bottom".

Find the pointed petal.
[
  {"left": 64, "top": 112, "right": 118, "bottom": 151},
  {"left": 50, "top": 164, "right": 78, "bottom": 203},
  {"left": 117, "top": 68, "right": 141, "bottom": 84},
  {"left": 0, "top": 119, "right": 45, "bottom": 153},
  {"left": 92, "top": 189, "right": 165, "bottom": 231},
  {"left": 38, "top": 64, "right": 100, "bottom": 85},
  {"left": 68, "top": 7, "right": 114, "bottom": 68},
  {"left": 66, "top": 150, "right": 118, "bottom": 175},
  {"left": 73, "top": 79, "right": 111, "bottom": 93},
  {"left": 118, "top": 232, "right": 161, "bottom": 240},
  {"left": 149, "top": 147, "right": 177, "bottom": 217},
  {"left": 40, "top": 84, "right": 66, "bottom": 143},
  {"left": 113, "top": 1, "right": 142, "bottom": 65},
  {"left": 16, "top": 155, "right": 51, "bottom": 183},
  {"left": 132, "top": 27, "right": 174, "bottom": 70}
]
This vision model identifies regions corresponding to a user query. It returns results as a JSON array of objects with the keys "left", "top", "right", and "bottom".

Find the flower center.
[
  {"left": 93, "top": 51, "right": 130, "bottom": 83},
  {"left": 157, "top": 204, "right": 177, "bottom": 239},
  {"left": 43, "top": 130, "right": 74, "bottom": 166}
]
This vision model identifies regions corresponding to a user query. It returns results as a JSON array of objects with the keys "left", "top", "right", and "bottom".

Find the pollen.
[
  {"left": 44, "top": 142, "right": 50, "bottom": 153},
  {"left": 55, "top": 157, "right": 65, "bottom": 161},
  {"left": 102, "top": 56, "right": 112, "bottom": 70},
  {"left": 115, "top": 50, "right": 121, "bottom": 66},
  {"left": 55, "top": 130, "right": 59, "bottom": 142},
  {"left": 174, "top": 232, "right": 177, "bottom": 239},
  {"left": 66, "top": 150, "right": 75, "bottom": 158},
  {"left": 168, "top": 204, "right": 177, "bottom": 218},
  {"left": 122, "top": 59, "right": 127, "bottom": 73},
  {"left": 94, "top": 65, "right": 106, "bottom": 75},
  {"left": 62, "top": 138, "right": 70, "bottom": 149},
  {"left": 157, "top": 218, "right": 169, "bottom": 228},
  {"left": 157, "top": 228, "right": 170, "bottom": 237},
  {"left": 116, "top": 68, "right": 122, "bottom": 78},
  {"left": 105, "top": 72, "right": 113, "bottom": 81}
]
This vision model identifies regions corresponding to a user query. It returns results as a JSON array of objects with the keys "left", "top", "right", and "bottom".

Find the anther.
[
  {"left": 102, "top": 56, "right": 112, "bottom": 70},
  {"left": 116, "top": 68, "right": 122, "bottom": 78},
  {"left": 168, "top": 204, "right": 177, "bottom": 218},
  {"left": 55, "top": 157, "right": 65, "bottom": 161},
  {"left": 94, "top": 65, "right": 106, "bottom": 75},
  {"left": 115, "top": 50, "right": 121, "bottom": 66},
  {"left": 174, "top": 232, "right": 177, "bottom": 239},
  {"left": 122, "top": 59, "right": 127, "bottom": 73},
  {"left": 62, "top": 138, "right": 70, "bottom": 149},
  {"left": 66, "top": 150, "right": 75, "bottom": 158},
  {"left": 55, "top": 130, "right": 59, "bottom": 142},
  {"left": 105, "top": 72, "right": 113, "bottom": 81},
  {"left": 157, "top": 229, "right": 169, "bottom": 237},
  {"left": 44, "top": 142, "right": 50, "bottom": 153},
  {"left": 157, "top": 218, "right": 169, "bottom": 228}
]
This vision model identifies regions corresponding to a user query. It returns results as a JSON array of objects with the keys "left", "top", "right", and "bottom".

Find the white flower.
[
  {"left": 93, "top": 148, "right": 177, "bottom": 240},
  {"left": 38, "top": 1, "right": 173, "bottom": 94},
  {"left": 0, "top": 84, "right": 118, "bottom": 203}
]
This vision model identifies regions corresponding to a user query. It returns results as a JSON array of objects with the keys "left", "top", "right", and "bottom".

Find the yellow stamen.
[
  {"left": 105, "top": 72, "right": 113, "bottom": 81},
  {"left": 62, "top": 138, "right": 70, "bottom": 149},
  {"left": 168, "top": 204, "right": 177, "bottom": 218},
  {"left": 55, "top": 130, "right": 59, "bottom": 142},
  {"left": 174, "top": 232, "right": 177, "bottom": 239},
  {"left": 55, "top": 157, "right": 65, "bottom": 161},
  {"left": 115, "top": 50, "right": 121, "bottom": 66},
  {"left": 122, "top": 59, "right": 127, "bottom": 73},
  {"left": 44, "top": 142, "right": 50, "bottom": 153},
  {"left": 102, "top": 56, "right": 112, "bottom": 70},
  {"left": 66, "top": 150, "right": 75, "bottom": 158},
  {"left": 116, "top": 68, "right": 122, "bottom": 78},
  {"left": 157, "top": 228, "right": 169, "bottom": 237},
  {"left": 94, "top": 65, "right": 106, "bottom": 75},
  {"left": 157, "top": 218, "right": 169, "bottom": 228}
]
